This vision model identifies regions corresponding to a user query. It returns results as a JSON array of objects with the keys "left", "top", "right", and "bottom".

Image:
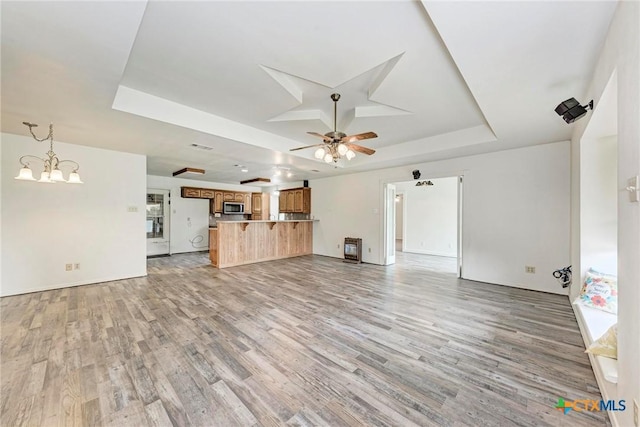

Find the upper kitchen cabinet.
[
  {"left": 251, "top": 193, "right": 270, "bottom": 220},
  {"left": 181, "top": 187, "right": 202, "bottom": 198},
  {"left": 213, "top": 191, "right": 224, "bottom": 213},
  {"left": 243, "top": 193, "right": 252, "bottom": 213},
  {"left": 279, "top": 188, "right": 311, "bottom": 214},
  {"left": 200, "top": 189, "right": 215, "bottom": 198}
]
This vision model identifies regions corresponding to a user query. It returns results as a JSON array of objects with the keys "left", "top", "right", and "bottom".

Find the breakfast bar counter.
[{"left": 209, "top": 220, "right": 315, "bottom": 268}]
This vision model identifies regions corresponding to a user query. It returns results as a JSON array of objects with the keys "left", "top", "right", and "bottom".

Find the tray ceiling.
[{"left": 1, "top": 1, "right": 617, "bottom": 184}]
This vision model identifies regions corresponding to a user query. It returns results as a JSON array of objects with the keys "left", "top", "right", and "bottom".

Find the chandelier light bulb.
[
  {"left": 346, "top": 149, "right": 356, "bottom": 160},
  {"left": 314, "top": 148, "right": 325, "bottom": 159},
  {"left": 49, "top": 168, "right": 66, "bottom": 182},
  {"left": 286, "top": 171, "right": 293, "bottom": 178},
  {"left": 67, "top": 171, "right": 83, "bottom": 184},
  {"left": 337, "top": 143, "right": 348, "bottom": 156},
  {"left": 274, "top": 169, "right": 282, "bottom": 176},
  {"left": 324, "top": 153, "right": 333, "bottom": 163},
  {"left": 15, "top": 166, "right": 36, "bottom": 181},
  {"left": 38, "top": 171, "right": 54, "bottom": 183}
]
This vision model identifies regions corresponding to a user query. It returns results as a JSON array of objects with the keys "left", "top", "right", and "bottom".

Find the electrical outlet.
[
  {"left": 633, "top": 398, "right": 638, "bottom": 426},
  {"left": 127, "top": 206, "right": 138, "bottom": 212},
  {"left": 337, "top": 243, "right": 340, "bottom": 249},
  {"left": 74, "top": 263, "right": 80, "bottom": 270},
  {"left": 525, "top": 266, "right": 536, "bottom": 274},
  {"left": 65, "top": 264, "right": 72, "bottom": 271},
  {"left": 368, "top": 248, "right": 371, "bottom": 253}
]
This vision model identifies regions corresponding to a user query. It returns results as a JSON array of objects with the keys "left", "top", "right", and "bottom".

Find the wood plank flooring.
[{"left": 1, "top": 253, "right": 608, "bottom": 426}]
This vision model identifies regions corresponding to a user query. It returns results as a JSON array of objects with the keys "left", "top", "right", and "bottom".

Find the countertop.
[
  {"left": 216, "top": 219, "right": 317, "bottom": 223},
  {"left": 209, "top": 219, "right": 317, "bottom": 229}
]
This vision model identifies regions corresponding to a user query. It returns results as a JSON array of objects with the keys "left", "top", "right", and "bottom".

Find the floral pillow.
[
  {"left": 573, "top": 268, "right": 617, "bottom": 314},
  {"left": 586, "top": 324, "right": 617, "bottom": 359}
]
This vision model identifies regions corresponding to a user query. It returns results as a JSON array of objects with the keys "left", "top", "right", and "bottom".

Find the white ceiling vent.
[{"left": 190, "top": 143, "right": 214, "bottom": 151}]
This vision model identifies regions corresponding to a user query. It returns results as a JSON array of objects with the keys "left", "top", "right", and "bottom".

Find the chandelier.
[
  {"left": 14, "top": 122, "right": 83, "bottom": 184},
  {"left": 313, "top": 142, "right": 356, "bottom": 163}
]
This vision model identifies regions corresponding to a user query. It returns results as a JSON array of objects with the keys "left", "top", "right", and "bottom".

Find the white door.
[
  {"left": 146, "top": 189, "right": 170, "bottom": 256},
  {"left": 383, "top": 183, "right": 396, "bottom": 265}
]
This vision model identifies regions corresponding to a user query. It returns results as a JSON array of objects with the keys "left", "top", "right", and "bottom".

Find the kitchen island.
[{"left": 209, "top": 220, "right": 315, "bottom": 268}]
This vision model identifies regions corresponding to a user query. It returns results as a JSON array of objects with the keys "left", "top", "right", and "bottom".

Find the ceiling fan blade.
[
  {"left": 347, "top": 143, "right": 376, "bottom": 155},
  {"left": 307, "top": 131, "right": 332, "bottom": 142},
  {"left": 341, "top": 131, "right": 378, "bottom": 143},
  {"left": 289, "top": 143, "right": 325, "bottom": 152}
]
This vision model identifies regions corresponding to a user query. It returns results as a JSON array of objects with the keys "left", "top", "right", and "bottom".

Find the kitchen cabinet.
[
  {"left": 200, "top": 189, "right": 215, "bottom": 198},
  {"left": 234, "top": 193, "right": 244, "bottom": 202},
  {"left": 213, "top": 191, "right": 224, "bottom": 213},
  {"left": 278, "top": 188, "right": 311, "bottom": 214},
  {"left": 286, "top": 191, "right": 295, "bottom": 212},
  {"left": 181, "top": 186, "right": 217, "bottom": 199},
  {"left": 251, "top": 193, "right": 270, "bottom": 220},
  {"left": 223, "top": 193, "right": 234, "bottom": 202},
  {"left": 181, "top": 187, "right": 201, "bottom": 198},
  {"left": 243, "top": 193, "right": 252, "bottom": 213}
]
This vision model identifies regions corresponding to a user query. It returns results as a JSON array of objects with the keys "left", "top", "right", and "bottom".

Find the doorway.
[
  {"left": 146, "top": 189, "right": 170, "bottom": 257},
  {"left": 384, "top": 176, "right": 463, "bottom": 277}
]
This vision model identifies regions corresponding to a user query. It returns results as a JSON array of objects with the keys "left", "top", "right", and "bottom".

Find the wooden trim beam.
[
  {"left": 240, "top": 177, "right": 271, "bottom": 185},
  {"left": 173, "top": 167, "right": 205, "bottom": 176}
]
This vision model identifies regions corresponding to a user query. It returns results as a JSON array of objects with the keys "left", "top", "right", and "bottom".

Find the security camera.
[
  {"left": 554, "top": 98, "right": 593, "bottom": 124},
  {"left": 412, "top": 169, "right": 421, "bottom": 180}
]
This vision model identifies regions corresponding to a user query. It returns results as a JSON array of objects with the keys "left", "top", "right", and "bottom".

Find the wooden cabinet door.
[
  {"left": 302, "top": 188, "right": 311, "bottom": 214},
  {"left": 182, "top": 187, "right": 201, "bottom": 198},
  {"left": 293, "top": 189, "right": 303, "bottom": 212},
  {"left": 252, "top": 193, "right": 262, "bottom": 213},
  {"left": 279, "top": 191, "right": 287, "bottom": 212},
  {"left": 244, "top": 193, "right": 251, "bottom": 213},
  {"left": 200, "top": 189, "right": 215, "bottom": 198},
  {"left": 214, "top": 192, "right": 224, "bottom": 212},
  {"left": 286, "top": 191, "right": 295, "bottom": 212},
  {"left": 234, "top": 193, "right": 244, "bottom": 202},
  {"left": 223, "top": 192, "right": 234, "bottom": 201}
]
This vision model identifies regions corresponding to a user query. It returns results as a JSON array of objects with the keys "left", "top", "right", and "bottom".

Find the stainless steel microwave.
[{"left": 223, "top": 202, "right": 245, "bottom": 214}]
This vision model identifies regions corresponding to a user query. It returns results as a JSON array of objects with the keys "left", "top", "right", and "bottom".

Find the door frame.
[
  {"left": 146, "top": 188, "right": 171, "bottom": 257},
  {"left": 382, "top": 183, "right": 396, "bottom": 265},
  {"left": 382, "top": 174, "right": 464, "bottom": 278}
]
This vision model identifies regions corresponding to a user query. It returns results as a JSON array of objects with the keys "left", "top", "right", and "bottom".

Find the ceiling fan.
[{"left": 290, "top": 93, "right": 377, "bottom": 163}]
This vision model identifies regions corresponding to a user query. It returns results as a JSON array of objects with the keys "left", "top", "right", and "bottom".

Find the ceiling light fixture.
[
  {"left": 15, "top": 122, "right": 83, "bottom": 184},
  {"left": 273, "top": 166, "right": 293, "bottom": 178},
  {"left": 173, "top": 167, "right": 205, "bottom": 176},
  {"left": 314, "top": 144, "right": 356, "bottom": 163},
  {"left": 554, "top": 97, "right": 593, "bottom": 123}
]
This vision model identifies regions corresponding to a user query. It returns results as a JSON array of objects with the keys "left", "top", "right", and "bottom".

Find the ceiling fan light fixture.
[
  {"left": 337, "top": 143, "right": 348, "bottom": 156},
  {"left": 314, "top": 148, "right": 325, "bottom": 159},
  {"left": 324, "top": 153, "right": 333, "bottom": 163},
  {"left": 346, "top": 149, "right": 356, "bottom": 160}
]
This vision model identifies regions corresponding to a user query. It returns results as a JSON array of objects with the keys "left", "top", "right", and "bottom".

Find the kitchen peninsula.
[{"left": 209, "top": 220, "right": 315, "bottom": 268}]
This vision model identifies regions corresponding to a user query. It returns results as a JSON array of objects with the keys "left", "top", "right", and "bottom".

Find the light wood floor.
[{"left": 1, "top": 253, "right": 608, "bottom": 426}]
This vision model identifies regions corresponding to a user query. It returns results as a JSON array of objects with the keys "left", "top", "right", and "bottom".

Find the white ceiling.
[{"left": 1, "top": 1, "right": 617, "bottom": 185}]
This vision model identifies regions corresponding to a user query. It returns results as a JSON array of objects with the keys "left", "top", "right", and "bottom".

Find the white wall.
[
  {"left": 395, "top": 177, "right": 457, "bottom": 257},
  {"left": 580, "top": 136, "right": 618, "bottom": 275},
  {"left": 146, "top": 175, "right": 260, "bottom": 254},
  {"left": 1, "top": 133, "right": 147, "bottom": 297},
  {"left": 311, "top": 141, "right": 571, "bottom": 295},
  {"left": 569, "top": 2, "right": 639, "bottom": 425}
]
